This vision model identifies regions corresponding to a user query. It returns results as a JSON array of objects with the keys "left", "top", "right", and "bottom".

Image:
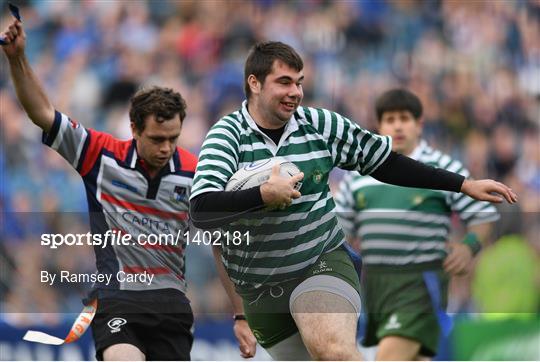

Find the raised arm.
[{"left": 1, "top": 18, "right": 55, "bottom": 132}]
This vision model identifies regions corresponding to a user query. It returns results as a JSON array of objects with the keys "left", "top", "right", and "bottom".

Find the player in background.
[
  {"left": 189, "top": 41, "right": 516, "bottom": 360},
  {"left": 335, "top": 88, "right": 499, "bottom": 360},
  {"left": 2, "top": 16, "right": 197, "bottom": 361}
]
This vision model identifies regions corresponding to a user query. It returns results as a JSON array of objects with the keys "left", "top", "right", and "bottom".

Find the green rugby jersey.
[
  {"left": 335, "top": 140, "right": 499, "bottom": 267},
  {"left": 191, "top": 101, "right": 392, "bottom": 291}
]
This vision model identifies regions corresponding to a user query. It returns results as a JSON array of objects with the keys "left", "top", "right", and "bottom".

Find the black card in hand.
[{"left": 8, "top": 3, "right": 22, "bottom": 22}]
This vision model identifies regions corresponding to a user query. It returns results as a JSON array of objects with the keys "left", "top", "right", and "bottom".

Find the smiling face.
[
  {"left": 248, "top": 60, "right": 304, "bottom": 128},
  {"left": 131, "top": 114, "right": 182, "bottom": 174},
  {"left": 378, "top": 110, "right": 423, "bottom": 156}
]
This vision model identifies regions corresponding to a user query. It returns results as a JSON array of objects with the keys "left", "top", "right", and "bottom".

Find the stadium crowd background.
[{"left": 0, "top": 0, "right": 538, "bottom": 355}]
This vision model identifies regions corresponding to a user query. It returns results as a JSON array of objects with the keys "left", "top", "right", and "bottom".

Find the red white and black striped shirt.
[{"left": 43, "top": 110, "right": 196, "bottom": 301}]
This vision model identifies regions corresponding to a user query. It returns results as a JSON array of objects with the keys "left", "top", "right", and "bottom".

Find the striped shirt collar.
[
  {"left": 408, "top": 140, "right": 428, "bottom": 161},
  {"left": 240, "top": 100, "right": 300, "bottom": 138}
]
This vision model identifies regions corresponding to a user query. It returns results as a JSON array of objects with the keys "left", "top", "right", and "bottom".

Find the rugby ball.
[{"left": 225, "top": 157, "right": 302, "bottom": 191}]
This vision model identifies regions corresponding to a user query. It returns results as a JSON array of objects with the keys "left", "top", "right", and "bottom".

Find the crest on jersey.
[
  {"left": 312, "top": 169, "right": 323, "bottom": 184},
  {"left": 171, "top": 186, "right": 188, "bottom": 203},
  {"left": 356, "top": 192, "right": 367, "bottom": 209}
]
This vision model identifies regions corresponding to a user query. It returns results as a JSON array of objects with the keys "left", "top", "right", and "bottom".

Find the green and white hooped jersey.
[
  {"left": 335, "top": 140, "right": 499, "bottom": 267},
  {"left": 191, "top": 101, "right": 392, "bottom": 292}
]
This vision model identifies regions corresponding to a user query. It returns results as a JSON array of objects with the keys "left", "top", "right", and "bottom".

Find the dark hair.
[
  {"left": 375, "top": 88, "right": 423, "bottom": 122},
  {"left": 129, "top": 86, "right": 187, "bottom": 132},
  {"left": 244, "top": 41, "right": 304, "bottom": 99}
]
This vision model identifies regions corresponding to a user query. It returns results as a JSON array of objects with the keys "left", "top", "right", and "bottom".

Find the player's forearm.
[
  {"left": 371, "top": 151, "right": 464, "bottom": 192},
  {"left": 7, "top": 54, "right": 55, "bottom": 132},
  {"left": 212, "top": 245, "right": 245, "bottom": 315},
  {"left": 189, "top": 188, "right": 264, "bottom": 229}
]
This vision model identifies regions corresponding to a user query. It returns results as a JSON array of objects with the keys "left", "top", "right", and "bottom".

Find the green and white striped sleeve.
[
  {"left": 190, "top": 118, "right": 240, "bottom": 200},
  {"left": 443, "top": 158, "right": 500, "bottom": 225},
  {"left": 323, "top": 109, "right": 392, "bottom": 174},
  {"left": 334, "top": 172, "right": 358, "bottom": 237}
]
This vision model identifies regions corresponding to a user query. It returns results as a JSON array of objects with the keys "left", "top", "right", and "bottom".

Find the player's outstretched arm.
[
  {"left": 371, "top": 152, "right": 518, "bottom": 204},
  {"left": 1, "top": 18, "right": 55, "bottom": 132}
]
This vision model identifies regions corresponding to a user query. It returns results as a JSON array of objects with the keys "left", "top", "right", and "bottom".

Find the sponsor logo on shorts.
[
  {"left": 313, "top": 260, "right": 333, "bottom": 274},
  {"left": 107, "top": 317, "right": 127, "bottom": 333},
  {"left": 384, "top": 314, "right": 401, "bottom": 330}
]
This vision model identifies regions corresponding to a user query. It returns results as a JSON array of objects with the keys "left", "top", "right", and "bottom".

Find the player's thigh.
[
  {"left": 293, "top": 246, "right": 362, "bottom": 316},
  {"left": 376, "top": 335, "right": 422, "bottom": 361},
  {"left": 291, "top": 289, "right": 358, "bottom": 339},
  {"left": 366, "top": 269, "right": 447, "bottom": 357},
  {"left": 102, "top": 343, "right": 145, "bottom": 361},
  {"left": 91, "top": 299, "right": 148, "bottom": 361},
  {"left": 145, "top": 307, "right": 194, "bottom": 361},
  {"left": 292, "top": 248, "right": 362, "bottom": 355},
  {"left": 291, "top": 290, "right": 359, "bottom": 359},
  {"left": 242, "top": 281, "right": 301, "bottom": 350}
]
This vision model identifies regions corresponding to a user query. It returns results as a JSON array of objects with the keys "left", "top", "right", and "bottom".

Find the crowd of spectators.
[{"left": 1, "top": 0, "right": 538, "bottom": 325}]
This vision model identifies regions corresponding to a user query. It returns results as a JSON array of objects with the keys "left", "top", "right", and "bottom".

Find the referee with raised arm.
[{"left": 2, "top": 9, "right": 196, "bottom": 361}]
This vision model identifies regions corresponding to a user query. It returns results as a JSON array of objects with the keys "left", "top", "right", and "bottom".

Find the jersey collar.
[
  {"left": 127, "top": 139, "right": 178, "bottom": 173},
  {"left": 127, "top": 140, "right": 138, "bottom": 168},
  {"left": 408, "top": 140, "right": 428, "bottom": 161},
  {"left": 240, "top": 100, "right": 299, "bottom": 149}
]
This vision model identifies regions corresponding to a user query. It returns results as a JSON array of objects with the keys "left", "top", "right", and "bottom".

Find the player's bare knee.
[
  {"left": 309, "top": 340, "right": 357, "bottom": 361},
  {"left": 299, "top": 323, "right": 359, "bottom": 361}
]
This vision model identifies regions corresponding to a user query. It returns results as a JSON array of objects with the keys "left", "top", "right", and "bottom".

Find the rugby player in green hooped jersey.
[
  {"left": 189, "top": 42, "right": 517, "bottom": 360},
  {"left": 335, "top": 88, "right": 499, "bottom": 360}
]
